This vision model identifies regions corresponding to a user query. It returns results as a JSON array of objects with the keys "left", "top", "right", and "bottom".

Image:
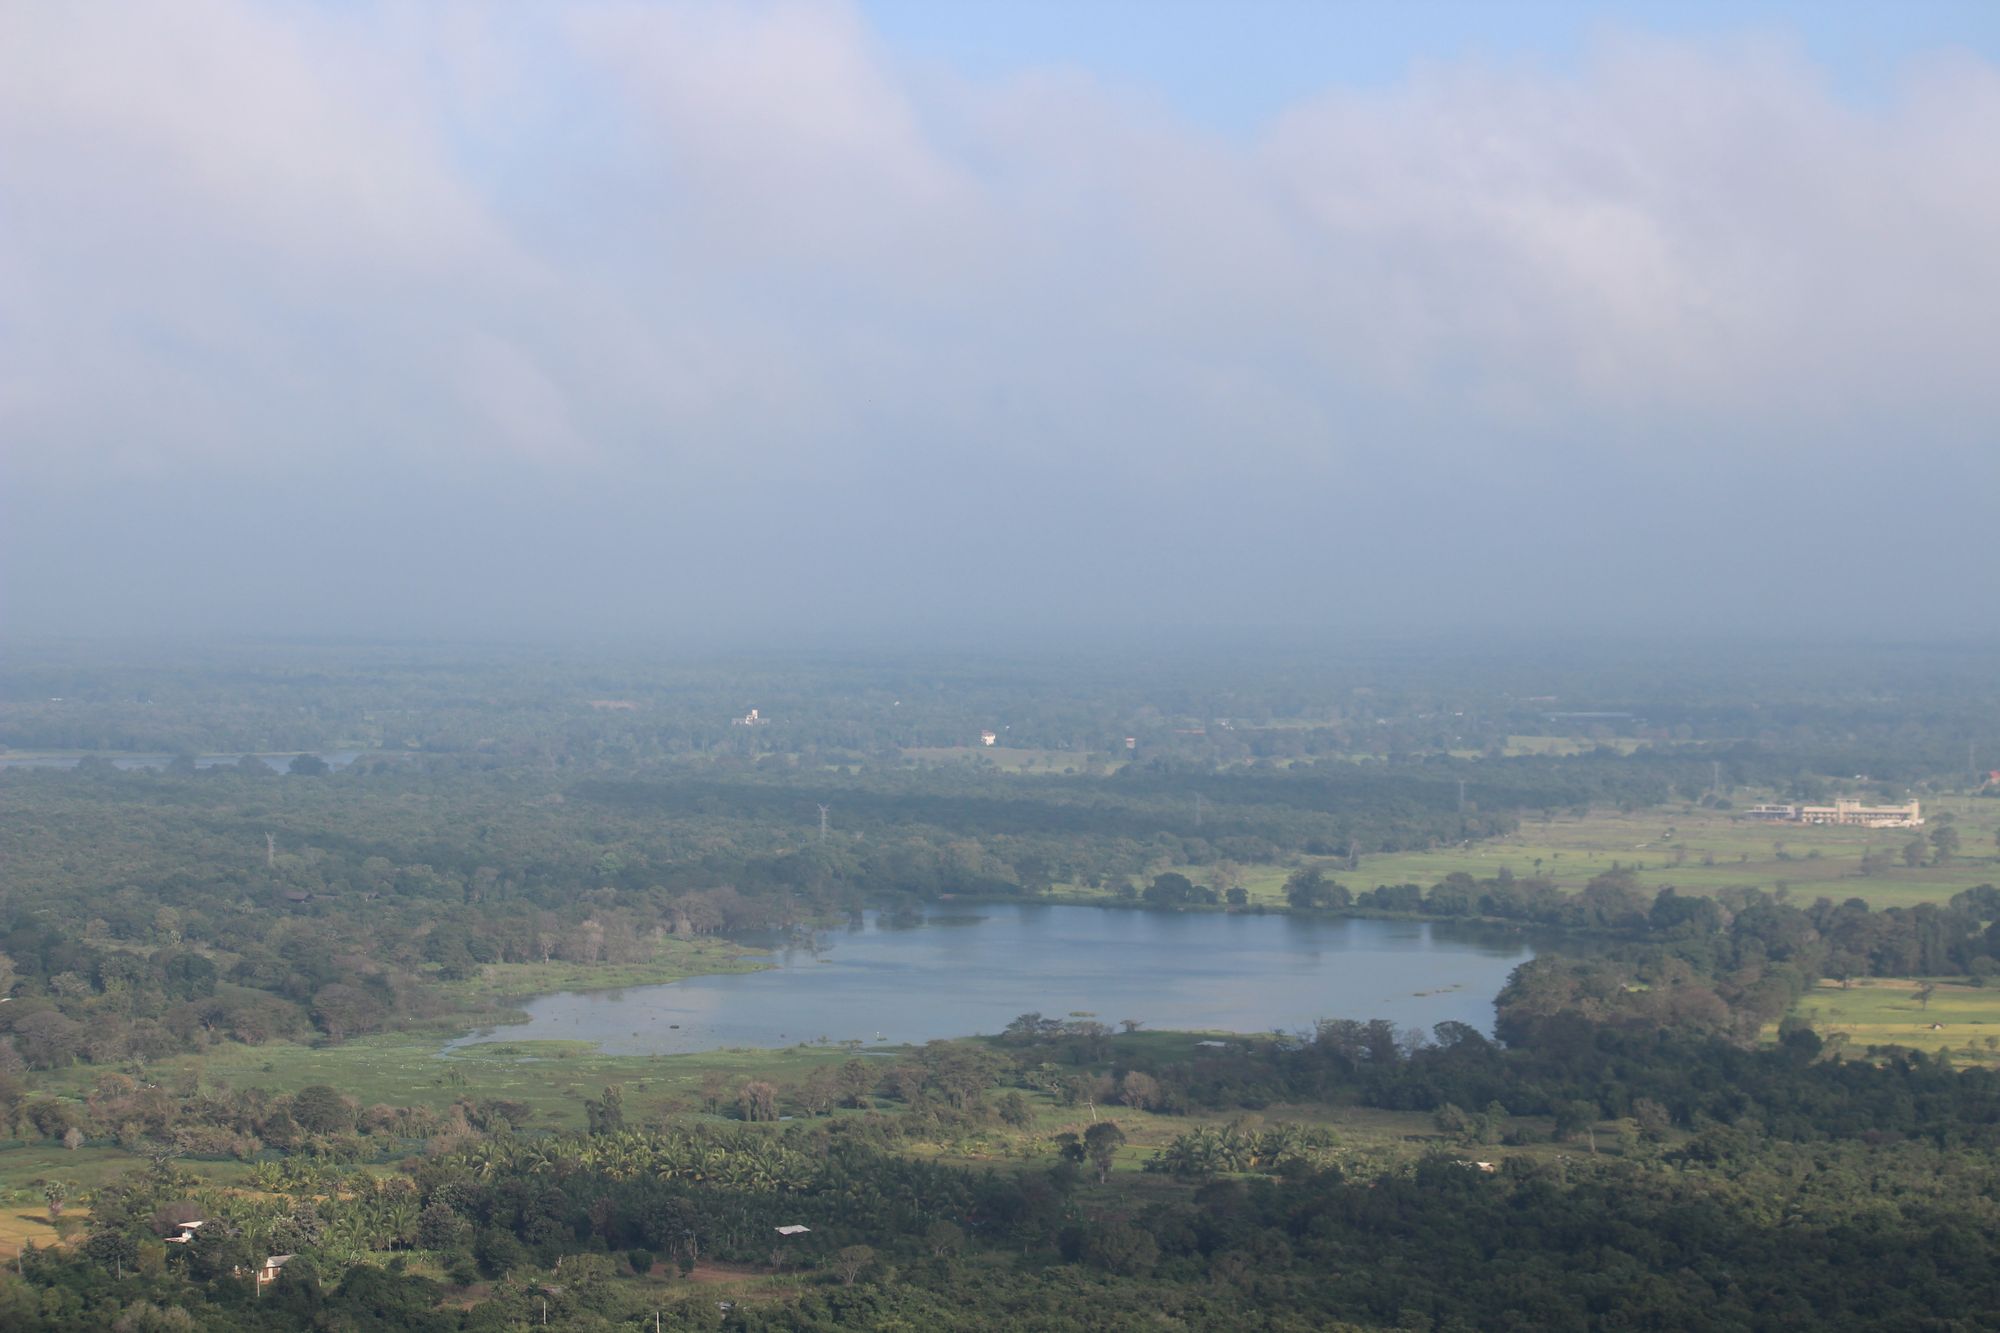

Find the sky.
[{"left": 2, "top": 1, "right": 1997, "bottom": 645}]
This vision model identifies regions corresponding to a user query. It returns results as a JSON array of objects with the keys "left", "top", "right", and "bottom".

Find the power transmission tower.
[
  {"left": 817, "top": 805, "right": 830, "bottom": 845},
  {"left": 266, "top": 832, "right": 276, "bottom": 869},
  {"left": 1457, "top": 780, "right": 1466, "bottom": 814},
  {"left": 1711, "top": 761, "right": 1723, "bottom": 798},
  {"left": 1193, "top": 794, "right": 1205, "bottom": 827}
]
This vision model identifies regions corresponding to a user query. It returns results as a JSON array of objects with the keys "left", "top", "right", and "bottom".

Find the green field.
[
  {"left": 438, "top": 935, "right": 763, "bottom": 1007},
  {"left": 1067, "top": 798, "right": 2000, "bottom": 911},
  {"left": 37, "top": 1033, "right": 872, "bottom": 1137},
  {"left": 1349, "top": 797, "right": 2000, "bottom": 909},
  {"left": 1788, "top": 977, "right": 2000, "bottom": 1064},
  {"left": 901, "top": 745, "right": 1116, "bottom": 774}
]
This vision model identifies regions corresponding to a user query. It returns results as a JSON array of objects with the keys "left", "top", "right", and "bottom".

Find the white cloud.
[{"left": 3, "top": 0, "right": 1997, "bottom": 496}]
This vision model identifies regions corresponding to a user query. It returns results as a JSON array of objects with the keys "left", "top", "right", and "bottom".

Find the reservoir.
[{"left": 446, "top": 904, "right": 1536, "bottom": 1056}]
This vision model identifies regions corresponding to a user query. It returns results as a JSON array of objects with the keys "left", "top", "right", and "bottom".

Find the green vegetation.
[
  {"left": 6, "top": 641, "right": 2000, "bottom": 1327},
  {"left": 1788, "top": 977, "right": 2000, "bottom": 1063},
  {"left": 1350, "top": 796, "right": 2000, "bottom": 910}
]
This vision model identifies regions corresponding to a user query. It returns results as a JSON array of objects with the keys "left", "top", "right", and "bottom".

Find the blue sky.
[
  {"left": 863, "top": 1, "right": 2000, "bottom": 128},
  {"left": 2, "top": 2, "right": 1997, "bottom": 641}
]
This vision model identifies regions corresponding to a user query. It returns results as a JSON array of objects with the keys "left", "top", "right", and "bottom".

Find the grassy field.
[
  {"left": 901, "top": 745, "right": 1116, "bottom": 774},
  {"left": 1349, "top": 796, "right": 2000, "bottom": 909},
  {"left": 1787, "top": 977, "right": 2000, "bottom": 1064},
  {"left": 1455, "top": 736, "right": 1652, "bottom": 758},
  {"left": 1049, "top": 797, "right": 2000, "bottom": 911},
  {"left": 438, "top": 936, "right": 763, "bottom": 1007},
  {"left": 37, "top": 1034, "right": 874, "bottom": 1137}
]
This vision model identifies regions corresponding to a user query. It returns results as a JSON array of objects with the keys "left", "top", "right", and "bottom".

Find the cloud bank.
[{"left": 2, "top": 2, "right": 1995, "bottom": 639}]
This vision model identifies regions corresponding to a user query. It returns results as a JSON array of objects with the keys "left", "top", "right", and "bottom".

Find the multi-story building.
[{"left": 1744, "top": 798, "right": 1923, "bottom": 828}]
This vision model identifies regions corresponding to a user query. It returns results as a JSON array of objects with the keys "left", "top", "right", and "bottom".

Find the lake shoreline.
[{"left": 442, "top": 902, "right": 1538, "bottom": 1058}]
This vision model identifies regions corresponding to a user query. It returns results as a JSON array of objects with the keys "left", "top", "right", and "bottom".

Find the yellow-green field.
[
  {"left": 901, "top": 745, "right": 1115, "bottom": 774},
  {"left": 1055, "top": 797, "right": 2000, "bottom": 911},
  {"left": 439, "top": 936, "right": 762, "bottom": 1006},
  {"left": 1787, "top": 978, "right": 2000, "bottom": 1064},
  {"left": 1350, "top": 797, "right": 2000, "bottom": 909},
  {"left": 1454, "top": 736, "right": 1652, "bottom": 758},
  {"left": 37, "top": 1034, "right": 870, "bottom": 1135}
]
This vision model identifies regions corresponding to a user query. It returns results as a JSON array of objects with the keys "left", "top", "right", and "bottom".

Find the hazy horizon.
[{"left": 5, "top": 2, "right": 1998, "bottom": 643}]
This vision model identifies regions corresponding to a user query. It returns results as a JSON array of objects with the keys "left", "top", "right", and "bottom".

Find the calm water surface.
[{"left": 446, "top": 904, "right": 1535, "bottom": 1056}]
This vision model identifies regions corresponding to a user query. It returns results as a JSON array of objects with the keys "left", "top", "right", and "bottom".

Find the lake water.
[{"left": 444, "top": 904, "right": 1537, "bottom": 1056}]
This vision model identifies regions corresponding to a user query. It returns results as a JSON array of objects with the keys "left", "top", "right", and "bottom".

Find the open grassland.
[
  {"left": 900, "top": 745, "right": 1116, "bottom": 774},
  {"left": 1788, "top": 978, "right": 2000, "bottom": 1065},
  {"left": 0, "top": 1205, "right": 88, "bottom": 1260},
  {"left": 1048, "top": 799, "right": 2000, "bottom": 911},
  {"left": 1452, "top": 736, "right": 1652, "bottom": 758},
  {"left": 39, "top": 1035, "right": 869, "bottom": 1136},
  {"left": 439, "top": 935, "right": 763, "bottom": 1007},
  {"left": 1351, "top": 796, "right": 2000, "bottom": 909}
]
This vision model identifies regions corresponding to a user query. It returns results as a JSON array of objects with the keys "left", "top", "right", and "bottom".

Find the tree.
[
  {"left": 833, "top": 1244, "right": 875, "bottom": 1286},
  {"left": 1904, "top": 838, "right": 1928, "bottom": 869},
  {"left": 1931, "top": 825, "right": 1962, "bottom": 864},
  {"left": 12, "top": 1010, "right": 85, "bottom": 1069},
  {"left": 800, "top": 1066, "right": 840, "bottom": 1116},
  {"left": 738, "top": 1081, "right": 779, "bottom": 1122},
  {"left": 1631, "top": 1098, "right": 1672, "bottom": 1142},
  {"left": 1432, "top": 1103, "right": 1474, "bottom": 1142},
  {"left": 287, "top": 753, "right": 330, "bottom": 777},
  {"left": 1118, "top": 1071, "right": 1162, "bottom": 1111},
  {"left": 1084, "top": 1222, "right": 1158, "bottom": 1276},
  {"left": 1083, "top": 1121, "right": 1126, "bottom": 1183},
  {"left": 1553, "top": 1100, "right": 1599, "bottom": 1147},
  {"left": 836, "top": 1059, "right": 874, "bottom": 1109},
  {"left": 416, "top": 1202, "right": 468, "bottom": 1252},
  {"left": 997, "top": 1091, "right": 1033, "bottom": 1127},
  {"left": 584, "top": 1084, "right": 625, "bottom": 1135},
  {"left": 1142, "top": 872, "right": 1199, "bottom": 906},
  {"left": 923, "top": 1220, "right": 964, "bottom": 1258},
  {"left": 1285, "top": 867, "right": 1349, "bottom": 910},
  {"left": 291, "top": 1085, "right": 353, "bottom": 1135},
  {"left": 1917, "top": 983, "right": 1937, "bottom": 1011}
]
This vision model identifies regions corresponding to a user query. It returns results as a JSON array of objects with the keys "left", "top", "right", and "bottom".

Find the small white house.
[{"left": 980, "top": 731, "right": 997, "bottom": 746}]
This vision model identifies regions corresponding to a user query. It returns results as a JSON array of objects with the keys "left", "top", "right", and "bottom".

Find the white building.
[{"left": 1745, "top": 798, "right": 1923, "bottom": 828}]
